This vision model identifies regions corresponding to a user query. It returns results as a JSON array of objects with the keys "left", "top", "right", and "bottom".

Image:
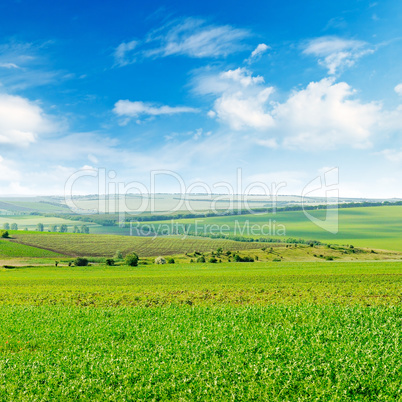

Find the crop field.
[
  {"left": 0, "top": 262, "right": 401, "bottom": 307},
  {"left": 11, "top": 231, "right": 263, "bottom": 257},
  {"left": 0, "top": 239, "right": 64, "bottom": 259},
  {"left": 145, "top": 205, "right": 402, "bottom": 252},
  {"left": 0, "top": 262, "right": 401, "bottom": 400}
]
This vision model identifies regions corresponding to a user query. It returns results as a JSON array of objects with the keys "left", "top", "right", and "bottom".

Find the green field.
[
  {"left": 0, "top": 262, "right": 401, "bottom": 400},
  {"left": 0, "top": 262, "right": 401, "bottom": 307},
  {"left": 10, "top": 231, "right": 264, "bottom": 258},
  {"left": 145, "top": 205, "right": 402, "bottom": 251},
  {"left": 0, "top": 239, "right": 64, "bottom": 259}
]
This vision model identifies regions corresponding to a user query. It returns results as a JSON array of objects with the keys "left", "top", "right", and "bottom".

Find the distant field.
[
  {"left": 11, "top": 231, "right": 262, "bottom": 257},
  {"left": 146, "top": 206, "right": 402, "bottom": 251},
  {"left": 0, "top": 215, "right": 98, "bottom": 231},
  {"left": 0, "top": 239, "right": 64, "bottom": 259}
]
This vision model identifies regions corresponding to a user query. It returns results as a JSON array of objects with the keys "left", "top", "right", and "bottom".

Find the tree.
[
  {"left": 1, "top": 230, "right": 9, "bottom": 238},
  {"left": 105, "top": 259, "right": 115, "bottom": 266},
  {"left": 81, "top": 225, "right": 89, "bottom": 234},
  {"left": 209, "top": 257, "right": 218, "bottom": 263},
  {"left": 10, "top": 223, "right": 18, "bottom": 231},
  {"left": 74, "top": 257, "right": 88, "bottom": 266},
  {"left": 196, "top": 256, "right": 206, "bottom": 263},
  {"left": 50, "top": 225, "right": 58, "bottom": 232},
  {"left": 3, "top": 223, "right": 10, "bottom": 230},
  {"left": 125, "top": 253, "right": 139, "bottom": 266},
  {"left": 73, "top": 225, "right": 80, "bottom": 233},
  {"left": 37, "top": 223, "right": 44, "bottom": 232},
  {"left": 167, "top": 258, "right": 175, "bottom": 264},
  {"left": 59, "top": 224, "right": 68, "bottom": 233}
]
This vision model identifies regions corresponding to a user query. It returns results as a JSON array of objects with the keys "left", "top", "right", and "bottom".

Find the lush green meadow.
[
  {"left": 146, "top": 205, "right": 402, "bottom": 251},
  {"left": 0, "top": 262, "right": 401, "bottom": 307},
  {"left": 0, "top": 262, "right": 401, "bottom": 400},
  {"left": 1, "top": 305, "right": 401, "bottom": 401}
]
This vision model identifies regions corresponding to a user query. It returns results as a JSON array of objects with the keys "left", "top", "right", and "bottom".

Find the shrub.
[
  {"left": 114, "top": 250, "right": 123, "bottom": 260},
  {"left": 106, "top": 259, "right": 115, "bottom": 266},
  {"left": 233, "top": 254, "right": 254, "bottom": 262},
  {"left": 209, "top": 257, "right": 218, "bottom": 263},
  {"left": 167, "top": 258, "right": 175, "bottom": 264},
  {"left": 125, "top": 253, "right": 139, "bottom": 267},
  {"left": 326, "top": 256, "right": 334, "bottom": 261},
  {"left": 74, "top": 257, "right": 88, "bottom": 266},
  {"left": 0, "top": 230, "right": 9, "bottom": 238},
  {"left": 273, "top": 258, "right": 281, "bottom": 262},
  {"left": 196, "top": 256, "right": 206, "bottom": 263},
  {"left": 155, "top": 256, "right": 167, "bottom": 265}
]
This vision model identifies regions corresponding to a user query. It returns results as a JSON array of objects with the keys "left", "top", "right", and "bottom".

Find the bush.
[
  {"left": 74, "top": 257, "right": 88, "bottom": 266},
  {"left": 155, "top": 256, "right": 167, "bottom": 264},
  {"left": 0, "top": 230, "right": 9, "bottom": 238},
  {"left": 114, "top": 250, "right": 123, "bottom": 260},
  {"left": 106, "top": 259, "right": 115, "bottom": 266},
  {"left": 196, "top": 256, "right": 206, "bottom": 263},
  {"left": 325, "top": 256, "right": 334, "bottom": 261},
  {"left": 209, "top": 257, "right": 218, "bottom": 263},
  {"left": 233, "top": 254, "right": 254, "bottom": 262},
  {"left": 167, "top": 258, "right": 175, "bottom": 264},
  {"left": 273, "top": 258, "right": 281, "bottom": 262},
  {"left": 125, "top": 253, "right": 139, "bottom": 267}
]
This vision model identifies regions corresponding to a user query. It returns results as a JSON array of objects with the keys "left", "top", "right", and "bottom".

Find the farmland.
[
  {"left": 0, "top": 262, "right": 401, "bottom": 400},
  {"left": 143, "top": 205, "right": 402, "bottom": 252}
]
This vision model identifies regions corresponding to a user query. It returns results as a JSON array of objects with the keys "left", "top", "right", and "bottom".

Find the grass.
[
  {"left": 0, "top": 262, "right": 401, "bottom": 307},
  {"left": 0, "top": 239, "right": 64, "bottom": 259},
  {"left": 1, "top": 305, "right": 401, "bottom": 401},
  {"left": 0, "top": 261, "right": 401, "bottom": 400},
  {"left": 145, "top": 205, "right": 402, "bottom": 251}
]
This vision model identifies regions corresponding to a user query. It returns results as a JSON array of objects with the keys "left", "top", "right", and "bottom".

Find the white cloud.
[
  {"left": 246, "top": 43, "right": 270, "bottom": 63},
  {"left": 195, "top": 67, "right": 274, "bottom": 130},
  {"left": 0, "top": 93, "right": 55, "bottom": 147},
  {"left": 196, "top": 65, "right": 396, "bottom": 150},
  {"left": 395, "top": 83, "right": 402, "bottom": 96},
  {"left": 113, "top": 100, "right": 199, "bottom": 122},
  {"left": 113, "top": 18, "right": 249, "bottom": 65},
  {"left": 274, "top": 78, "right": 381, "bottom": 149},
  {"left": 303, "top": 36, "right": 373, "bottom": 75},
  {"left": 113, "top": 40, "right": 138, "bottom": 67},
  {"left": 0, "top": 155, "right": 21, "bottom": 182},
  {"left": 0, "top": 62, "right": 20, "bottom": 69},
  {"left": 378, "top": 149, "right": 402, "bottom": 163}
]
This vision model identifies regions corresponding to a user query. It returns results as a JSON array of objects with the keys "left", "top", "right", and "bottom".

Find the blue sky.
[{"left": 0, "top": 0, "right": 401, "bottom": 197}]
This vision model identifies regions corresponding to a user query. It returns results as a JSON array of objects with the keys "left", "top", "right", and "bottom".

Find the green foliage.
[
  {"left": 81, "top": 225, "right": 89, "bottom": 234},
  {"left": 167, "top": 258, "right": 175, "bottom": 264},
  {"left": 233, "top": 254, "right": 254, "bottom": 262},
  {"left": 36, "top": 223, "right": 44, "bottom": 232},
  {"left": 125, "top": 253, "right": 139, "bottom": 267},
  {"left": 113, "top": 250, "right": 123, "bottom": 259},
  {"left": 209, "top": 257, "right": 218, "bottom": 263},
  {"left": 0, "top": 230, "right": 9, "bottom": 239},
  {"left": 196, "top": 256, "right": 206, "bottom": 263},
  {"left": 10, "top": 223, "right": 18, "bottom": 231},
  {"left": 3, "top": 223, "right": 10, "bottom": 230},
  {"left": 74, "top": 257, "right": 88, "bottom": 266},
  {"left": 105, "top": 258, "right": 114, "bottom": 266},
  {"left": 59, "top": 224, "right": 68, "bottom": 233}
]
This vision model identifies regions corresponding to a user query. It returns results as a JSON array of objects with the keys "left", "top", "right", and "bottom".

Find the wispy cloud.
[
  {"left": 113, "top": 100, "right": 199, "bottom": 124},
  {"left": 245, "top": 43, "right": 270, "bottom": 63},
  {"left": 113, "top": 17, "right": 250, "bottom": 66},
  {"left": 303, "top": 36, "right": 374, "bottom": 75}
]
